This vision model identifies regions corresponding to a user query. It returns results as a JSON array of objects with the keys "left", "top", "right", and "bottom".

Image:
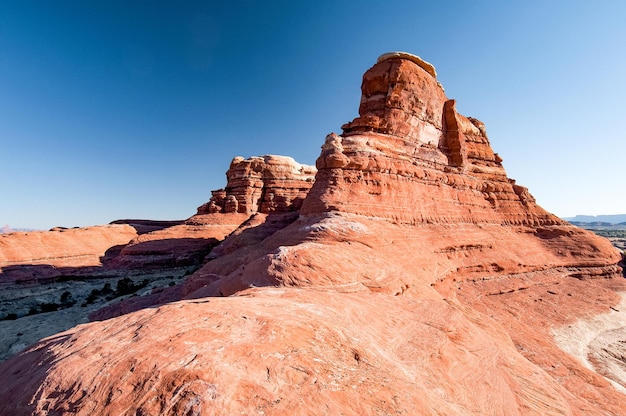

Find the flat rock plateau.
[{"left": 0, "top": 52, "right": 625, "bottom": 415}]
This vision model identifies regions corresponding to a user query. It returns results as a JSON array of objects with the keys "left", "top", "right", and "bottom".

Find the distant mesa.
[
  {"left": 564, "top": 214, "right": 626, "bottom": 225},
  {"left": 0, "top": 52, "right": 625, "bottom": 415},
  {"left": 569, "top": 221, "right": 615, "bottom": 227}
]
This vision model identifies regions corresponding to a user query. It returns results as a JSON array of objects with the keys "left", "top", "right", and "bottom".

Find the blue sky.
[{"left": 1, "top": 1, "right": 625, "bottom": 229}]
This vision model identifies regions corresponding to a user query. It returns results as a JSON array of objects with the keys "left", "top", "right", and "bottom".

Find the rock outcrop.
[
  {"left": 189, "top": 52, "right": 619, "bottom": 297},
  {"left": 0, "top": 52, "right": 624, "bottom": 415},
  {"left": 306, "top": 53, "right": 557, "bottom": 226},
  {"left": 108, "top": 155, "right": 316, "bottom": 269},
  {"left": 196, "top": 155, "right": 316, "bottom": 215},
  {"left": 0, "top": 225, "right": 138, "bottom": 281}
]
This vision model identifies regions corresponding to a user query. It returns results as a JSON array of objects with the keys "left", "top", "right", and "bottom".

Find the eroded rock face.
[
  {"left": 7, "top": 288, "right": 624, "bottom": 416},
  {"left": 1, "top": 52, "right": 624, "bottom": 415},
  {"left": 194, "top": 52, "right": 618, "bottom": 296},
  {"left": 197, "top": 155, "right": 316, "bottom": 215},
  {"left": 109, "top": 156, "right": 315, "bottom": 269},
  {"left": 304, "top": 53, "right": 558, "bottom": 227},
  {"left": 107, "top": 214, "right": 250, "bottom": 269}
]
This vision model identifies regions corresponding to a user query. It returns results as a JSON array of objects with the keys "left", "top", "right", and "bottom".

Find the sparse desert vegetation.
[{"left": 0, "top": 267, "right": 194, "bottom": 361}]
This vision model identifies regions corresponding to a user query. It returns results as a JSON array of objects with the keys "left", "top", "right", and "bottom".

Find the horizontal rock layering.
[
  {"left": 108, "top": 156, "right": 316, "bottom": 268},
  {"left": 197, "top": 155, "right": 316, "bottom": 215},
  {"left": 1, "top": 52, "right": 624, "bottom": 415},
  {"left": 0, "top": 225, "right": 138, "bottom": 279},
  {"left": 306, "top": 53, "right": 558, "bottom": 226}
]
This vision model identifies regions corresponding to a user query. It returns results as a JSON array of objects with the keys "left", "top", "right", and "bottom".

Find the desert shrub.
[
  {"left": 115, "top": 278, "right": 149, "bottom": 296},
  {"left": 115, "top": 278, "right": 135, "bottom": 296},
  {"left": 39, "top": 302, "right": 59, "bottom": 313},
  {"left": 80, "top": 278, "right": 150, "bottom": 307},
  {"left": 102, "top": 282, "right": 113, "bottom": 294},
  {"left": 82, "top": 282, "right": 117, "bottom": 306},
  {"left": 83, "top": 288, "right": 100, "bottom": 305},
  {"left": 60, "top": 291, "right": 76, "bottom": 307}
]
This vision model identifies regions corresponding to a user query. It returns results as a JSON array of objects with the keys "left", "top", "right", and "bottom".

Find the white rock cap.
[{"left": 377, "top": 51, "right": 437, "bottom": 79}]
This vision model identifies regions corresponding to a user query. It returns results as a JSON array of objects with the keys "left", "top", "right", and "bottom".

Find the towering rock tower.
[{"left": 304, "top": 52, "right": 559, "bottom": 226}]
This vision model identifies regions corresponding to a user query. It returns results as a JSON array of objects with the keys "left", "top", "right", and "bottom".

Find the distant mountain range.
[
  {"left": 0, "top": 225, "right": 36, "bottom": 234},
  {"left": 563, "top": 214, "right": 626, "bottom": 225}
]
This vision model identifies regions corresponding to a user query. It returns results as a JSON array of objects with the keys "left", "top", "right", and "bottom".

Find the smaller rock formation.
[
  {"left": 197, "top": 155, "right": 316, "bottom": 215},
  {"left": 109, "top": 155, "right": 316, "bottom": 269},
  {"left": 107, "top": 220, "right": 238, "bottom": 269}
]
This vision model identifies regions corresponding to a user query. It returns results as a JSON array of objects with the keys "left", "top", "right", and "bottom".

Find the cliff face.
[
  {"left": 191, "top": 52, "right": 619, "bottom": 298},
  {"left": 305, "top": 52, "right": 558, "bottom": 226},
  {"left": 197, "top": 154, "right": 316, "bottom": 215},
  {"left": 0, "top": 52, "right": 624, "bottom": 415}
]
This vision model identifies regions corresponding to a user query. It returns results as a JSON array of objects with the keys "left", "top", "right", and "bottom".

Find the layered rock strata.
[
  {"left": 110, "top": 155, "right": 316, "bottom": 268},
  {"left": 306, "top": 52, "right": 557, "bottom": 226},
  {"left": 1, "top": 52, "right": 624, "bottom": 415},
  {"left": 0, "top": 225, "right": 138, "bottom": 281},
  {"left": 192, "top": 52, "right": 619, "bottom": 297},
  {"left": 197, "top": 154, "right": 316, "bottom": 215}
]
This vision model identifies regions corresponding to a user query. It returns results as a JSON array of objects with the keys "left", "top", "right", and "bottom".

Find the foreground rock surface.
[
  {"left": 5, "top": 287, "right": 624, "bottom": 415},
  {"left": 0, "top": 52, "right": 624, "bottom": 415}
]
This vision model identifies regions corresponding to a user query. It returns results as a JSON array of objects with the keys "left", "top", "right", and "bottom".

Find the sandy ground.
[{"left": 553, "top": 292, "right": 626, "bottom": 394}]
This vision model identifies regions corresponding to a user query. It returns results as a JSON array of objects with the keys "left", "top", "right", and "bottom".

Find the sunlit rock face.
[
  {"left": 1, "top": 52, "right": 624, "bottom": 416},
  {"left": 0, "top": 225, "right": 138, "bottom": 276},
  {"left": 304, "top": 52, "right": 559, "bottom": 227},
  {"left": 107, "top": 155, "right": 316, "bottom": 269},
  {"left": 197, "top": 155, "right": 316, "bottom": 215}
]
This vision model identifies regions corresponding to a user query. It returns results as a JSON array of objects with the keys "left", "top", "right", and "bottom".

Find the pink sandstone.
[{"left": 0, "top": 225, "right": 138, "bottom": 269}]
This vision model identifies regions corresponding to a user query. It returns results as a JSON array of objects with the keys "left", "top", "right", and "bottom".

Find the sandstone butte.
[{"left": 0, "top": 52, "right": 624, "bottom": 415}]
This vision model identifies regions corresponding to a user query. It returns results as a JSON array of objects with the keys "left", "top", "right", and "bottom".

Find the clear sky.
[{"left": 1, "top": 1, "right": 625, "bottom": 229}]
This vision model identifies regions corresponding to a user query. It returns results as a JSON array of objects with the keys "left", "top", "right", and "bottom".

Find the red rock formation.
[
  {"left": 106, "top": 215, "right": 248, "bottom": 268},
  {"left": 0, "top": 52, "right": 624, "bottom": 415},
  {"left": 197, "top": 155, "right": 316, "bottom": 215},
  {"left": 109, "top": 155, "right": 316, "bottom": 268},
  {"left": 306, "top": 52, "right": 558, "bottom": 227},
  {"left": 197, "top": 52, "right": 619, "bottom": 297},
  {"left": 6, "top": 288, "right": 625, "bottom": 416},
  {"left": 0, "top": 225, "right": 137, "bottom": 281}
]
